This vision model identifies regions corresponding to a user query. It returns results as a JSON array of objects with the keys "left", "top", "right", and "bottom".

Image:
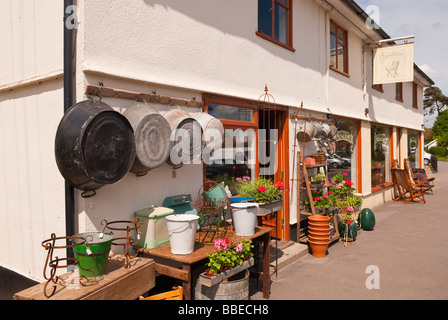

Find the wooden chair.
[
  {"left": 391, "top": 168, "right": 426, "bottom": 204},
  {"left": 139, "top": 286, "right": 183, "bottom": 300},
  {"left": 404, "top": 159, "right": 435, "bottom": 195}
]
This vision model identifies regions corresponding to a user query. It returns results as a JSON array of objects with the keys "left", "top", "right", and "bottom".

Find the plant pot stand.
[{"left": 198, "top": 258, "right": 254, "bottom": 287}]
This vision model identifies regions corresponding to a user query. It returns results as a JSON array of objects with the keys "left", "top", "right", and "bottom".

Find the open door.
[{"left": 259, "top": 109, "right": 290, "bottom": 240}]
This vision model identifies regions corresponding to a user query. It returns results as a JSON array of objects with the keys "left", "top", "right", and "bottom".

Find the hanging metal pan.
[
  {"left": 123, "top": 102, "right": 171, "bottom": 175},
  {"left": 55, "top": 100, "right": 136, "bottom": 197},
  {"left": 190, "top": 111, "right": 224, "bottom": 153},
  {"left": 296, "top": 121, "right": 316, "bottom": 143},
  {"left": 163, "top": 108, "right": 204, "bottom": 168}
]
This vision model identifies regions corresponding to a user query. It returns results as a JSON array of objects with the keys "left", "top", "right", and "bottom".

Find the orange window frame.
[{"left": 256, "top": 0, "right": 295, "bottom": 52}]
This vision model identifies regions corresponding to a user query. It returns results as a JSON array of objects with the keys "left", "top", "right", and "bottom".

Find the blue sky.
[{"left": 356, "top": 0, "right": 448, "bottom": 127}]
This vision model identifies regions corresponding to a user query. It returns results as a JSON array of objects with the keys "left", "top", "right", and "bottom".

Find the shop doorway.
[{"left": 259, "top": 109, "right": 289, "bottom": 240}]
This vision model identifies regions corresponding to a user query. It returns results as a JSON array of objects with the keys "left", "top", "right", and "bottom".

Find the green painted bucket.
[{"left": 72, "top": 232, "right": 114, "bottom": 278}]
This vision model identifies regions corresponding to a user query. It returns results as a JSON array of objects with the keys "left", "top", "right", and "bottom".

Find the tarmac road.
[{"left": 251, "top": 162, "right": 448, "bottom": 300}]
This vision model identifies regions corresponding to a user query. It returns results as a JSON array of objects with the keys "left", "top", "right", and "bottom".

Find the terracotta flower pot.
[
  {"left": 308, "top": 240, "right": 330, "bottom": 258},
  {"left": 308, "top": 215, "right": 330, "bottom": 222},
  {"left": 308, "top": 221, "right": 330, "bottom": 228},
  {"left": 308, "top": 226, "right": 330, "bottom": 233},
  {"left": 308, "top": 230, "right": 330, "bottom": 239},
  {"left": 309, "top": 235, "right": 329, "bottom": 242}
]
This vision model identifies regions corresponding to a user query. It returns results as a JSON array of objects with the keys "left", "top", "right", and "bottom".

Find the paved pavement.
[{"left": 250, "top": 162, "right": 448, "bottom": 300}]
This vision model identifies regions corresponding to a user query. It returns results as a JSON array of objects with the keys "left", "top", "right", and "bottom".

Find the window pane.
[
  {"left": 408, "top": 130, "right": 420, "bottom": 168},
  {"left": 205, "top": 129, "right": 256, "bottom": 195},
  {"left": 258, "top": 0, "right": 272, "bottom": 36},
  {"left": 330, "top": 26, "right": 337, "bottom": 67},
  {"left": 208, "top": 104, "right": 254, "bottom": 122},
  {"left": 275, "top": 3, "right": 288, "bottom": 44},
  {"left": 371, "top": 125, "right": 391, "bottom": 188},
  {"left": 277, "top": 0, "right": 288, "bottom": 6},
  {"left": 338, "top": 29, "right": 346, "bottom": 45},
  {"left": 337, "top": 44, "right": 345, "bottom": 71},
  {"left": 327, "top": 119, "right": 358, "bottom": 191}
]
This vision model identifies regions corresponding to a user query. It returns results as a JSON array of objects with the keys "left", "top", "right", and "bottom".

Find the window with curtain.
[{"left": 371, "top": 125, "right": 391, "bottom": 188}]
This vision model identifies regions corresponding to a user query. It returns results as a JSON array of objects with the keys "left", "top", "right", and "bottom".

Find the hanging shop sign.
[{"left": 373, "top": 43, "right": 414, "bottom": 85}]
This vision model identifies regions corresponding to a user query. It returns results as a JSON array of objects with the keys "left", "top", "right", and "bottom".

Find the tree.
[
  {"left": 431, "top": 109, "right": 448, "bottom": 149},
  {"left": 424, "top": 86, "right": 448, "bottom": 117}
]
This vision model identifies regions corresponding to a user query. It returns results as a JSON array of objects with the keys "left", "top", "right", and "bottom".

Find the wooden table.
[
  {"left": 13, "top": 255, "right": 155, "bottom": 300},
  {"left": 136, "top": 226, "right": 271, "bottom": 300}
]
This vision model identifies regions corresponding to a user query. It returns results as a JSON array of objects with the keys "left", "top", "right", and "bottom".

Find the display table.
[
  {"left": 13, "top": 255, "right": 155, "bottom": 300},
  {"left": 135, "top": 226, "right": 272, "bottom": 300}
]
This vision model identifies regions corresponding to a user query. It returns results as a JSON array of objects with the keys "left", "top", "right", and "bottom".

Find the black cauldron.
[{"left": 55, "top": 100, "right": 136, "bottom": 197}]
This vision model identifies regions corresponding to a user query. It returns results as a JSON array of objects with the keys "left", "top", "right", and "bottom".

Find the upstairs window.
[
  {"left": 330, "top": 21, "right": 349, "bottom": 75},
  {"left": 412, "top": 82, "right": 418, "bottom": 109},
  {"left": 257, "top": 0, "right": 294, "bottom": 51},
  {"left": 395, "top": 82, "right": 403, "bottom": 102}
]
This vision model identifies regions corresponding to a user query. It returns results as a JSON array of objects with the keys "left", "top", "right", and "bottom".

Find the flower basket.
[
  {"left": 199, "top": 257, "right": 254, "bottom": 287},
  {"left": 258, "top": 199, "right": 283, "bottom": 215}
]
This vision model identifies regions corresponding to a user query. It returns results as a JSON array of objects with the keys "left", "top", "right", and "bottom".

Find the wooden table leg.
[
  {"left": 182, "top": 264, "right": 192, "bottom": 300},
  {"left": 262, "top": 232, "right": 271, "bottom": 299}
]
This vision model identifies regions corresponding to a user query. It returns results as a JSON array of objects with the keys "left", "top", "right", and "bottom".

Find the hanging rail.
[{"left": 85, "top": 85, "right": 204, "bottom": 109}]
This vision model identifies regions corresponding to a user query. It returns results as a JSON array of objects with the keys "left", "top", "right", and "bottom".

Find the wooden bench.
[{"left": 13, "top": 255, "right": 155, "bottom": 300}]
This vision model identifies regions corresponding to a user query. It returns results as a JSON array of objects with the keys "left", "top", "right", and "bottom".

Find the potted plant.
[
  {"left": 311, "top": 172, "right": 326, "bottom": 185},
  {"left": 199, "top": 238, "right": 254, "bottom": 287},
  {"left": 235, "top": 178, "right": 286, "bottom": 215}
]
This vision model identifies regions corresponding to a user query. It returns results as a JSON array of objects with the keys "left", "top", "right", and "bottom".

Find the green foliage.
[
  {"left": 312, "top": 172, "right": 326, "bottom": 182},
  {"left": 236, "top": 178, "right": 284, "bottom": 204},
  {"left": 429, "top": 146, "right": 448, "bottom": 157},
  {"left": 206, "top": 238, "right": 254, "bottom": 275},
  {"left": 311, "top": 171, "right": 362, "bottom": 212},
  {"left": 424, "top": 86, "right": 448, "bottom": 116},
  {"left": 431, "top": 109, "right": 448, "bottom": 151}
]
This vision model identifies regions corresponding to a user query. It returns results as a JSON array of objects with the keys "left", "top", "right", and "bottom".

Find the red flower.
[
  {"left": 257, "top": 186, "right": 267, "bottom": 192},
  {"left": 345, "top": 179, "right": 354, "bottom": 187},
  {"left": 328, "top": 191, "right": 333, "bottom": 195},
  {"left": 225, "top": 237, "right": 230, "bottom": 244},
  {"left": 314, "top": 197, "right": 321, "bottom": 201}
]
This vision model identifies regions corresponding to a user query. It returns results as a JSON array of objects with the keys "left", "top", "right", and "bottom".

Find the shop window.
[
  {"left": 204, "top": 101, "right": 258, "bottom": 195},
  {"left": 326, "top": 118, "right": 358, "bottom": 191},
  {"left": 371, "top": 125, "right": 392, "bottom": 189},
  {"left": 257, "top": 0, "right": 294, "bottom": 51},
  {"left": 330, "top": 21, "right": 348, "bottom": 75},
  {"left": 395, "top": 82, "right": 403, "bottom": 102},
  {"left": 408, "top": 130, "right": 420, "bottom": 168},
  {"left": 208, "top": 104, "right": 254, "bottom": 122}
]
